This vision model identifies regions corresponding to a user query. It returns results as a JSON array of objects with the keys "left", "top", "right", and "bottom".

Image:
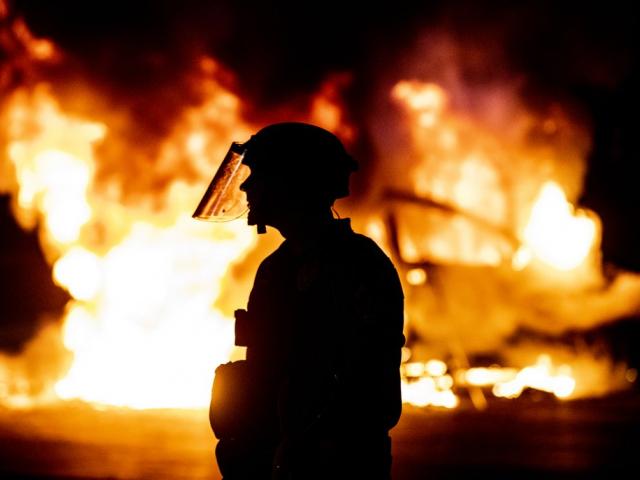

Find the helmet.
[
  {"left": 242, "top": 122, "right": 358, "bottom": 204},
  {"left": 193, "top": 123, "right": 358, "bottom": 224}
]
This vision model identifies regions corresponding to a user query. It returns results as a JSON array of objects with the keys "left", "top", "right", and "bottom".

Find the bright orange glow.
[
  {"left": 425, "top": 359, "right": 448, "bottom": 377},
  {"left": 310, "top": 74, "right": 355, "bottom": 143},
  {"left": 365, "top": 218, "right": 387, "bottom": 248},
  {"left": 53, "top": 247, "right": 102, "bottom": 301},
  {"left": 455, "top": 355, "right": 577, "bottom": 399},
  {"left": 404, "top": 354, "right": 579, "bottom": 404},
  {"left": 406, "top": 268, "right": 427, "bottom": 286},
  {"left": 2, "top": 81, "right": 257, "bottom": 409},
  {"left": 401, "top": 357, "right": 459, "bottom": 408},
  {"left": 53, "top": 218, "right": 253, "bottom": 408},
  {"left": 401, "top": 377, "right": 459, "bottom": 408},
  {"left": 6, "top": 87, "right": 104, "bottom": 244},
  {"left": 391, "top": 80, "right": 511, "bottom": 266},
  {"left": 516, "top": 182, "right": 597, "bottom": 271},
  {"left": 11, "top": 18, "right": 59, "bottom": 61},
  {"left": 392, "top": 81, "right": 447, "bottom": 127},
  {"left": 460, "top": 366, "right": 518, "bottom": 387},
  {"left": 492, "top": 354, "right": 576, "bottom": 399}
]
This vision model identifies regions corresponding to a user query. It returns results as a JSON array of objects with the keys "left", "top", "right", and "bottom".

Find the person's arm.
[{"left": 341, "top": 256, "right": 405, "bottom": 431}]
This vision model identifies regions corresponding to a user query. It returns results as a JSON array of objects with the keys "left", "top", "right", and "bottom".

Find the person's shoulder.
[
  {"left": 342, "top": 230, "right": 404, "bottom": 297},
  {"left": 255, "top": 239, "right": 291, "bottom": 275},
  {"left": 343, "top": 229, "right": 396, "bottom": 271},
  {"left": 348, "top": 231, "right": 385, "bottom": 255}
]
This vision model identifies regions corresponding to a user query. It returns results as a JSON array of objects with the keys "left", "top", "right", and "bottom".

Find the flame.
[
  {"left": 0, "top": 34, "right": 361, "bottom": 408},
  {"left": 400, "top": 355, "right": 577, "bottom": 407},
  {"left": 52, "top": 247, "right": 101, "bottom": 301},
  {"left": 401, "top": 359, "right": 459, "bottom": 409},
  {"left": 402, "top": 354, "right": 588, "bottom": 406},
  {"left": 491, "top": 355, "right": 576, "bottom": 399},
  {"left": 5, "top": 86, "right": 104, "bottom": 244},
  {"left": 391, "top": 80, "right": 631, "bottom": 406},
  {"left": 309, "top": 74, "right": 355, "bottom": 143},
  {"left": 0, "top": 17, "right": 358, "bottom": 409},
  {"left": 460, "top": 366, "right": 518, "bottom": 387},
  {"left": 406, "top": 267, "right": 427, "bottom": 286},
  {"left": 459, "top": 355, "right": 576, "bottom": 399},
  {"left": 392, "top": 81, "right": 447, "bottom": 128},
  {"left": 515, "top": 181, "right": 597, "bottom": 271},
  {"left": 389, "top": 78, "right": 601, "bottom": 275},
  {"left": 11, "top": 18, "right": 59, "bottom": 61},
  {"left": 1, "top": 77, "right": 257, "bottom": 408},
  {"left": 53, "top": 217, "right": 253, "bottom": 408},
  {"left": 390, "top": 80, "right": 512, "bottom": 266},
  {"left": 392, "top": 80, "right": 506, "bottom": 229}
]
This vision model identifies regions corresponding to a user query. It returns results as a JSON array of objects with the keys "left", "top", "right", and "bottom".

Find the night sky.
[{"left": 1, "top": 0, "right": 639, "bottom": 351}]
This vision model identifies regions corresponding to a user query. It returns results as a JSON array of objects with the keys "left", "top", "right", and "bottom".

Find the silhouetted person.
[{"left": 194, "top": 123, "right": 404, "bottom": 479}]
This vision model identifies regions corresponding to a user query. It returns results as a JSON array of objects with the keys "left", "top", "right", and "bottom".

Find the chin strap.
[{"left": 257, "top": 224, "right": 266, "bottom": 234}]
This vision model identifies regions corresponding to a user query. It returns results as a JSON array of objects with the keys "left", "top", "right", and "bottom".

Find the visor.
[{"left": 192, "top": 142, "right": 251, "bottom": 221}]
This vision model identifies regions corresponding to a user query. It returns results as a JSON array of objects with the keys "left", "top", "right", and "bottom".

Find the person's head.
[
  {"left": 239, "top": 123, "right": 357, "bottom": 233},
  {"left": 193, "top": 122, "right": 357, "bottom": 235}
]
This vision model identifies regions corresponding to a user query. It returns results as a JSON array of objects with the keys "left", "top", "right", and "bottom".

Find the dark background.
[{"left": 1, "top": 0, "right": 639, "bottom": 352}]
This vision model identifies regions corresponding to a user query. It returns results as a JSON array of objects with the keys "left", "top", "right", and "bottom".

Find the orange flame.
[
  {"left": 0, "top": 34, "right": 359, "bottom": 408},
  {"left": 513, "top": 181, "right": 598, "bottom": 271},
  {"left": 401, "top": 359, "right": 459, "bottom": 408},
  {"left": 390, "top": 77, "right": 637, "bottom": 406},
  {"left": 1, "top": 79, "right": 257, "bottom": 408}
]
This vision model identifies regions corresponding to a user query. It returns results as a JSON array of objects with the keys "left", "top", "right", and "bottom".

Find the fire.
[
  {"left": 392, "top": 81, "right": 447, "bottom": 128},
  {"left": 0, "top": 14, "right": 359, "bottom": 410},
  {"left": 309, "top": 74, "right": 355, "bottom": 143},
  {"left": 399, "top": 354, "right": 583, "bottom": 407},
  {"left": 1, "top": 77, "right": 257, "bottom": 408},
  {"left": 460, "top": 355, "right": 575, "bottom": 399},
  {"left": 491, "top": 355, "right": 575, "bottom": 399},
  {"left": 400, "top": 355, "right": 575, "bottom": 408},
  {"left": 406, "top": 267, "right": 427, "bottom": 286},
  {"left": 390, "top": 76, "right": 637, "bottom": 408},
  {"left": 401, "top": 352, "right": 624, "bottom": 407},
  {"left": 5, "top": 87, "right": 104, "bottom": 245},
  {"left": 514, "top": 181, "right": 598, "bottom": 271},
  {"left": 390, "top": 80, "right": 512, "bottom": 266},
  {"left": 389, "top": 78, "right": 601, "bottom": 274},
  {"left": 53, "top": 217, "right": 253, "bottom": 408},
  {"left": 401, "top": 359, "right": 459, "bottom": 408},
  {"left": 10, "top": 18, "right": 59, "bottom": 61},
  {"left": 52, "top": 247, "right": 101, "bottom": 301},
  {"left": 0, "top": 18, "right": 359, "bottom": 409}
]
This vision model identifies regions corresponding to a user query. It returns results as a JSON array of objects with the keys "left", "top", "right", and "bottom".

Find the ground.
[{"left": 1, "top": 391, "right": 639, "bottom": 479}]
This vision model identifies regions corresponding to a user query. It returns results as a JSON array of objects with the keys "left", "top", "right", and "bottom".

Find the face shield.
[{"left": 192, "top": 142, "right": 251, "bottom": 222}]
